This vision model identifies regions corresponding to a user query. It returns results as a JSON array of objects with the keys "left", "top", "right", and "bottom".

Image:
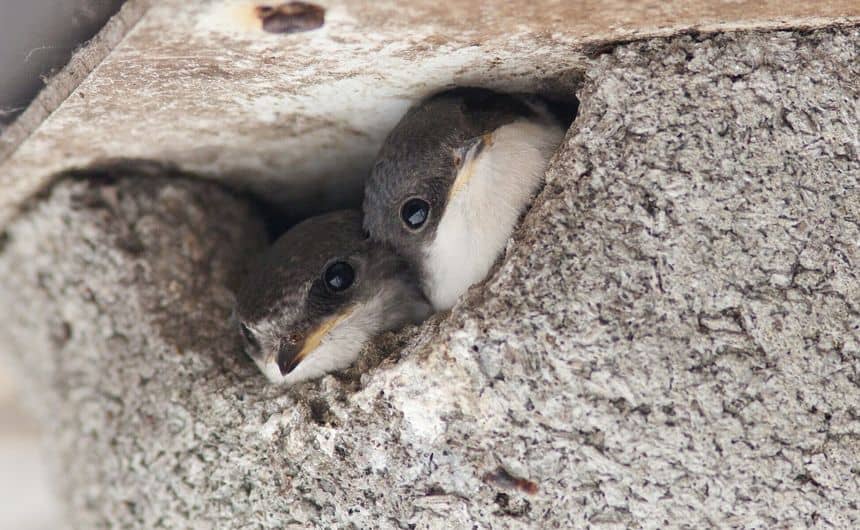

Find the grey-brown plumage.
[
  {"left": 363, "top": 88, "right": 566, "bottom": 310},
  {"left": 235, "top": 210, "right": 431, "bottom": 385}
]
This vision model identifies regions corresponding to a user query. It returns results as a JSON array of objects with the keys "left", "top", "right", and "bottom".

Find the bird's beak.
[
  {"left": 276, "top": 307, "right": 356, "bottom": 375},
  {"left": 449, "top": 133, "right": 494, "bottom": 202}
]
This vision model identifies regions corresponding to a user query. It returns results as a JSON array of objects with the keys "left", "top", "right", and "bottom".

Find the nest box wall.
[{"left": 0, "top": 1, "right": 858, "bottom": 528}]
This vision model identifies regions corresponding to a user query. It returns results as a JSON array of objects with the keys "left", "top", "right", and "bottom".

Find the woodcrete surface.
[{"left": 0, "top": 27, "right": 857, "bottom": 528}]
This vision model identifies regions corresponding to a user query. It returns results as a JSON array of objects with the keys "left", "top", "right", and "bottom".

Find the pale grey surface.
[
  {"left": 0, "top": 0, "right": 126, "bottom": 126},
  {"left": 0, "top": 27, "right": 858, "bottom": 528},
  {"left": 0, "top": 399, "right": 61, "bottom": 530},
  {"left": 0, "top": 5, "right": 128, "bottom": 521}
]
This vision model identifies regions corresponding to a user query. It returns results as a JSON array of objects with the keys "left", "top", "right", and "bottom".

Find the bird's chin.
[
  {"left": 252, "top": 356, "right": 324, "bottom": 386},
  {"left": 251, "top": 356, "right": 291, "bottom": 385},
  {"left": 249, "top": 306, "right": 372, "bottom": 386},
  {"left": 252, "top": 341, "right": 363, "bottom": 386}
]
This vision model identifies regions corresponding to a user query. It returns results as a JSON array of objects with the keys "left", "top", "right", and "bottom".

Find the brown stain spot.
[
  {"left": 256, "top": 2, "right": 325, "bottom": 34},
  {"left": 483, "top": 467, "right": 539, "bottom": 495}
]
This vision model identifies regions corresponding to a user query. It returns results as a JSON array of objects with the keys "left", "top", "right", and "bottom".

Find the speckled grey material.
[{"left": 1, "top": 27, "right": 859, "bottom": 528}]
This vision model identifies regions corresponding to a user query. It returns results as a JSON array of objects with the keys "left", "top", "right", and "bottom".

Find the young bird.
[
  {"left": 363, "top": 88, "right": 566, "bottom": 311},
  {"left": 235, "top": 210, "right": 431, "bottom": 385}
]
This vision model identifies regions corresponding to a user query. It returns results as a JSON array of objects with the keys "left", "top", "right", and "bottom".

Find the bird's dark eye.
[
  {"left": 400, "top": 198, "right": 430, "bottom": 230},
  {"left": 323, "top": 261, "right": 355, "bottom": 292}
]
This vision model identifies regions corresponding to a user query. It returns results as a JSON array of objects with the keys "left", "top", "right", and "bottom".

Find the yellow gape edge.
[
  {"left": 293, "top": 306, "right": 356, "bottom": 364},
  {"left": 448, "top": 133, "right": 495, "bottom": 202}
]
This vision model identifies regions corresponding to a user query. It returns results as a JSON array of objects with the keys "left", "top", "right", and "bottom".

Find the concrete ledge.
[
  {"left": 0, "top": 26, "right": 857, "bottom": 528},
  {"left": 0, "top": 0, "right": 858, "bottom": 227}
]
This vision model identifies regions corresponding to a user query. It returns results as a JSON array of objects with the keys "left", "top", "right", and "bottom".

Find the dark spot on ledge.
[
  {"left": 493, "top": 491, "right": 532, "bottom": 517},
  {"left": 256, "top": 2, "right": 325, "bottom": 34},
  {"left": 483, "top": 467, "right": 539, "bottom": 495}
]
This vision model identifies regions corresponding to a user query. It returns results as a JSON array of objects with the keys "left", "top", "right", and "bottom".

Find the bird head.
[
  {"left": 235, "top": 209, "right": 430, "bottom": 385},
  {"left": 362, "top": 88, "right": 543, "bottom": 307}
]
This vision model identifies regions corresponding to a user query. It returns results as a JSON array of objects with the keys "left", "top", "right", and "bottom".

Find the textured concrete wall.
[{"left": 0, "top": 27, "right": 858, "bottom": 528}]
